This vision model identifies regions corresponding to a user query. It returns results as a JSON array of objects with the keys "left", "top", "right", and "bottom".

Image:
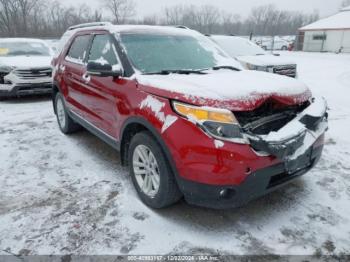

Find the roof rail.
[{"left": 68, "top": 22, "right": 112, "bottom": 31}]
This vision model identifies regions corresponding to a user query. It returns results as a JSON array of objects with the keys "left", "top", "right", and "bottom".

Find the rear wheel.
[
  {"left": 54, "top": 92, "right": 80, "bottom": 134},
  {"left": 281, "top": 46, "right": 288, "bottom": 50},
  {"left": 129, "top": 131, "right": 182, "bottom": 208}
]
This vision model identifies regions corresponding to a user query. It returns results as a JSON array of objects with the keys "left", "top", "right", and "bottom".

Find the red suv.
[{"left": 52, "top": 24, "right": 328, "bottom": 209}]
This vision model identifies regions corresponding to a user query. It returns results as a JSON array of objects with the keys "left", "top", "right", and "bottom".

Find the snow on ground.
[{"left": 0, "top": 52, "right": 350, "bottom": 256}]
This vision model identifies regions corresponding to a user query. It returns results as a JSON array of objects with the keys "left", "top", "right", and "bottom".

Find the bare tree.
[
  {"left": 164, "top": 5, "right": 184, "bottom": 25},
  {"left": 163, "top": 4, "right": 220, "bottom": 34},
  {"left": 102, "top": 0, "right": 136, "bottom": 24},
  {"left": 0, "top": 0, "right": 322, "bottom": 39},
  {"left": 17, "top": 0, "right": 41, "bottom": 35},
  {"left": 0, "top": 0, "right": 19, "bottom": 36}
]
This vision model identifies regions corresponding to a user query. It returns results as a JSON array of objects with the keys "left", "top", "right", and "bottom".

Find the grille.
[
  {"left": 273, "top": 65, "right": 296, "bottom": 78},
  {"left": 13, "top": 68, "right": 52, "bottom": 79}
]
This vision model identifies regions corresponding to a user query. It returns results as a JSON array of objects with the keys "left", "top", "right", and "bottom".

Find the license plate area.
[{"left": 284, "top": 148, "right": 313, "bottom": 174}]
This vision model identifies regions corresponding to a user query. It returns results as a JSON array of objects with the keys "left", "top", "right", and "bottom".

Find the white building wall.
[
  {"left": 324, "top": 31, "right": 343, "bottom": 52},
  {"left": 302, "top": 30, "right": 350, "bottom": 53},
  {"left": 341, "top": 30, "right": 350, "bottom": 53},
  {"left": 303, "top": 31, "right": 324, "bottom": 52}
]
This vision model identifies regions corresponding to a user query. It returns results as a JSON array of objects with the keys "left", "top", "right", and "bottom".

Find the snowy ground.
[{"left": 0, "top": 52, "right": 350, "bottom": 256}]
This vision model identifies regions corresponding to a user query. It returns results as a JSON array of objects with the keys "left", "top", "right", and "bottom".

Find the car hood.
[
  {"left": 136, "top": 69, "right": 311, "bottom": 111},
  {"left": 237, "top": 54, "right": 296, "bottom": 67},
  {"left": 0, "top": 56, "right": 52, "bottom": 69}
]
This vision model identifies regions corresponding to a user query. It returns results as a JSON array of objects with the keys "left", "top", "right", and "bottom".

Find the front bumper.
[
  {"left": 173, "top": 97, "right": 328, "bottom": 208},
  {"left": 0, "top": 82, "right": 52, "bottom": 97},
  {"left": 179, "top": 142, "right": 324, "bottom": 209}
]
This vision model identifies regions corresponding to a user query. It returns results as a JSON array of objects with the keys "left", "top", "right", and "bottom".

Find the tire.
[
  {"left": 262, "top": 46, "right": 267, "bottom": 50},
  {"left": 281, "top": 46, "right": 288, "bottom": 51},
  {"left": 128, "top": 131, "right": 182, "bottom": 208},
  {"left": 54, "top": 92, "right": 80, "bottom": 134}
]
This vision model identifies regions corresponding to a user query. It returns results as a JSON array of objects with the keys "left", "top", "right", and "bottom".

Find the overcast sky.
[{"left": 60, "top": 0, "right": 345, "bottom": 19}]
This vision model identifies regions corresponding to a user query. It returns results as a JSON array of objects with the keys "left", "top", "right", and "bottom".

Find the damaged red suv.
[{"left": 52, "top": 23, "right": 328, "bottom": 209}]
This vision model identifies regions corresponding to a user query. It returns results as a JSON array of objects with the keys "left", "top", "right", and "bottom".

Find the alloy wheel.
[{"left": 132, "top": 145, "right": 161, "bottom": 198}]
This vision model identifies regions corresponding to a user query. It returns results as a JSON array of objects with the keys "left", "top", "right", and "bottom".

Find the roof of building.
[{"left": 299, "top": 6, "right": 350, "bottom": 31}]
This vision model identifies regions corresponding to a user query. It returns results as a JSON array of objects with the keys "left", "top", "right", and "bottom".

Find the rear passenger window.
[
  {"left": 66, "top": 35, "right": 91, "bottom": 64},
  {"left": 88, "top": 34, "right": 119, "bottom": 67}
]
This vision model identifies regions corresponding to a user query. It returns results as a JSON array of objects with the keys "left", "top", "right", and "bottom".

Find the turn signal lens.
[{"left": 173, "top": 102, "right": 237, "bottom": 124}]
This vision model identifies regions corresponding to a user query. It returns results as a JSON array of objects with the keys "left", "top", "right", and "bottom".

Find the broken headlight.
[
  {"left": 0, "top": 65, "right": 14, "bottom": 73},
  {"left": 0, "top": 65, "right": 14, "bottom": 84},
  {"left": 245, "top": 64, "right": 274, "bottom": 73},
  {"left": 172, "top": 101, "right": 248, "bottom": 144}
]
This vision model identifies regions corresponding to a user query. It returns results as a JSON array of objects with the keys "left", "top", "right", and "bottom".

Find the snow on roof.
[
  {"left": 66, "top": 24, "right": 199, "bottom": 37},
  {"left": 111, "top": 25, "right": 200, "bottom": 36},
  {"left": 299, "top": 7, "right": 350, "bottom": 31}
]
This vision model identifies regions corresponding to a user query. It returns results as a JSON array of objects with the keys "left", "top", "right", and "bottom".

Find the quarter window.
[
  {"left": 88, "top": 34, "right": 119, "bottom": 67},
  {"left": 66, "top": 35, "right": 91, "bottom": 64}
]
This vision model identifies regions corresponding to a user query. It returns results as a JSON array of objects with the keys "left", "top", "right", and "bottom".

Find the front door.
[{"left": 83, "top": 34, "right": 125, "bottom": 137}]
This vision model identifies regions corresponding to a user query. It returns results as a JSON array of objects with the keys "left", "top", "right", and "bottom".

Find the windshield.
[
  {"left": 0, "top": 41, "right": 50, "bottom": 57},
  {"left": 119, "top": 33, "right": 237, "bottom": 74},
  {"left": 211, "top": 36, "right": 266, "bottom": 57}
]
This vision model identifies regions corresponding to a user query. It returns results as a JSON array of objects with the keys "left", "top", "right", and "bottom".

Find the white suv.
[
  {"left": 0, "top": 38, "right": 53, "bottom": 99},
  {"left": 210, "top": 35, "right": 297, "bottom": 78}
]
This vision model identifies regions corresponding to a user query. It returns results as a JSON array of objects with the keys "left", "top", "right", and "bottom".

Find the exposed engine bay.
[{"left": 235, "top": 97, "right": 328, "bottom": 171}]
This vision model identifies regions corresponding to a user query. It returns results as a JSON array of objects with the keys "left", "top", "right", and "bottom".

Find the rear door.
[{"left": 62, "top": 34, "right": 92, "bottom": 118}]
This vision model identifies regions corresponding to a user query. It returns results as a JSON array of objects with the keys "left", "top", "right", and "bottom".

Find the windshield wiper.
[
  {"left": 143, "top": 69, "right": 206, "bottom": 75},
  {"left": 212, "top": 65, "right": 241, "bottom": 71}
]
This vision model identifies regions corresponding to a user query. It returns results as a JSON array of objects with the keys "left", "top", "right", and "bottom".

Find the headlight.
[
  {"left": 0, "top": 65, "right": 14, "bottom": 73},
  {"left": 246, "top": 64, "right": 269, "bottom": 72},
  {"left": 172, "top": 101, "right": 248, "bottom": 144}
]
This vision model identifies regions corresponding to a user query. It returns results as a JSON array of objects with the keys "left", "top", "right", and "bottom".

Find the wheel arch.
[
  {"left": 120, "top": 117, "right": 180, "bottom": 183},
  {"left": 52, "top": 81, "right": 62, "bottom": 114}
]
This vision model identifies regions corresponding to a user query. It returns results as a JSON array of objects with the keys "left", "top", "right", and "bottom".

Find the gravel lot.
[{"left": 0, "top": 52, "right": 350, "bottom": 256}]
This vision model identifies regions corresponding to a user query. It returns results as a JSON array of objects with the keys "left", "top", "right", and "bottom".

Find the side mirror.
[{"left": 87, "top": 61, "right": 123, "bottom": 78}]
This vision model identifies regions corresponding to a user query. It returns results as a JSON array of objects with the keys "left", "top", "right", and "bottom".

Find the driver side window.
[{"left": 88, "top": 34, "right": 119, "bottom": 68}]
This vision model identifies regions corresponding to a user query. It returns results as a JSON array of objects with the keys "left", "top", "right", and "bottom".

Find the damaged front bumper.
[
  {"left": 0, "top": 71, "right": 52, "bottom": 98},
  {"left": 246, "top": 97, "right": 328, "bottom": 173}
]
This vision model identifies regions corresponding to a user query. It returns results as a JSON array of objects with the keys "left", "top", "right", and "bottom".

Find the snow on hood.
[
  {"left": 0, "top": 56, "right": 52, "bottom": 69},
  {"left": 137, "top": 69, "right": 311, "bottom": 111},
  {"left": 237, "top": 54, "right": 296, "bottom": 67}
]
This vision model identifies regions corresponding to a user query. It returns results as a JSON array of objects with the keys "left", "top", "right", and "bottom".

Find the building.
[{"left": 298, "top": 5, "right": 350, "bottom": 53}]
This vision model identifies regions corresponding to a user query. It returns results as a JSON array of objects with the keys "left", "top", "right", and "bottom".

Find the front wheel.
[
  {"left": 128, "top": 131, "right": 182, "bottom": 208},
  {"left": 54, "top": 93, "right": 80, "bottom": 134},
  {"left": 281, "top": 46, "right": 288, "bottom": 50}
]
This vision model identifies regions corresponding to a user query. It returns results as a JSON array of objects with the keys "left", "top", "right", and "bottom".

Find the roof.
[
  {"left": 299, "top": 6, "right": 350, "bottom": 31},
  {"left": 0, "top": 38, "right": 47, "bottom": 43}
]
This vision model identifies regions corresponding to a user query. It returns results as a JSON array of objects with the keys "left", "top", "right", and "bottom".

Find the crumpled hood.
[
  {"left": 237, "top": 54, "right": 296, "bottom": 67},
  {"left": 0, "top": 56, "right": 52, "bottom": 69},
  {"left": 137, "top": 69, "right": 311, "bottom": 111}
]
